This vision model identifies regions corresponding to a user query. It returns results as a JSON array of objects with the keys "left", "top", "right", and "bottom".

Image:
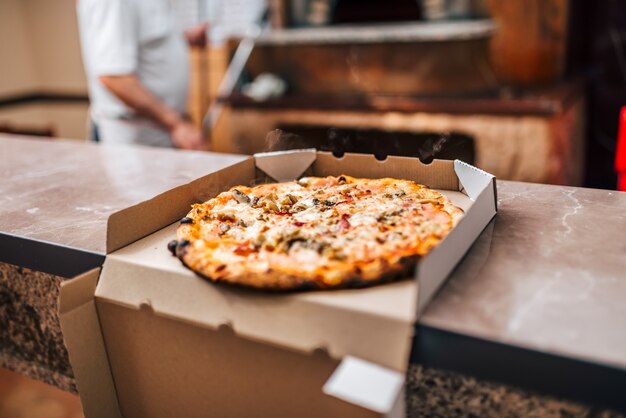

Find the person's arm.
[
  {"left": 79, "top": 0, "right": 205, "bottom": 150},
  {"left": 99, "top": 74, "right": 205, "bottom": 150},
  {"left": 184, "top": 22, "right": 209, "bottom": 48}
]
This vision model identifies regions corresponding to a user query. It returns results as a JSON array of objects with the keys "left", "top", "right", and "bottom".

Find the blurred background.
[
  {"left": 1, "top": 1, "right": 626, "bottom": 416},
  {"left": 0, "top": 0, "right": 624, "bottom": 189}
]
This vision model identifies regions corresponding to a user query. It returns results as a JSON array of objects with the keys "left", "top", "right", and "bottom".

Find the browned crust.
[
  {"left": 443, "top": 200, "right": 465, "bottom": 226},
  {"left": 178, "top": 251, "right": 418, "bottom": 292}
]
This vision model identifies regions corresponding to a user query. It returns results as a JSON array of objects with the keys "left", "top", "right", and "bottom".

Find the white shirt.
[{"left": 77, "top": 0, "right": 190, "bottom": 147}]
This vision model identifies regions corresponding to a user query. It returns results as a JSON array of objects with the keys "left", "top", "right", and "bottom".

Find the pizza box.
[{"left": 59, "top": 150, "right": 497, "bottom": 418}]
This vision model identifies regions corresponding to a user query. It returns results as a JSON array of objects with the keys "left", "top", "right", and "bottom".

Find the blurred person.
[{"left": 77, "top": 0, "right": 207, "bottom": 149}]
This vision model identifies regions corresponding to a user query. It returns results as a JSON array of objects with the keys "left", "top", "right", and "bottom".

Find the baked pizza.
[{"left": 169, "top": 175, "right": 464, "bottom": 290}]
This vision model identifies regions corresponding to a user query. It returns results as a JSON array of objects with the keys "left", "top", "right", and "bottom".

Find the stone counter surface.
[
  {"left": 421, "top": 181, "right": 626, "bottom": 371},
  {"left": 0, "top": 263, "right": 74, "bottom": 392},
  {"left": 0, "top": 136, "right": 246, "bottom": 255}
]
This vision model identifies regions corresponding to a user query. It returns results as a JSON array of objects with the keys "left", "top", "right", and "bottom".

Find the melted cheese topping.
[{"left": 177, "top": 175, "right": 463, "bottom": 288}]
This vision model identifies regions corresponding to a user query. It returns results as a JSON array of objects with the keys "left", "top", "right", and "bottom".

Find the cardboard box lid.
[
  {"left": 96, "top": 151, "right": 496, "bottom": 372},
  {"left": 59, "top": 268, "right": 123, "bottom": 418}
]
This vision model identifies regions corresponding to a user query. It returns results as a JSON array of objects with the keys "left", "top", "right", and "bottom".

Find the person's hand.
[
  {"left": 185, "top": 23, "right": 209, "bottom": 48},
  {"left": 170, "top": 121, "right": 206, "bottom": 151}
]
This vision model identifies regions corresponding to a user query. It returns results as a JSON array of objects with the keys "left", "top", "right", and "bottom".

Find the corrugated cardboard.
[
  {"left": 106, "top": 158, "right": 257, "bottom": 252},
  {"left": 97, "top": 223, "right": 417, "bottom": 371},
  {"left": 59, "top": 268, "right": 122, "bottom": 418},
  {"left": 323, "top": 356, "right": 405, "bottom": 416},
  {"left": 61, "top": 151, "right": 496, "bottom": 418}
]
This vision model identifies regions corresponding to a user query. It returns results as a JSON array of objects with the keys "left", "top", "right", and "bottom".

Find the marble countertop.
[
  {"left": 0, "top": 135, "right": 246, "bottom": 254},
  {"left": 0, "top": 136, "right": 247, "bottom": 275},
  {"left": 415, "top": 181, "right": 626, "bottom": 411},
  {"left": 421, "top": 181, "right": 626, "bottom": 371}
]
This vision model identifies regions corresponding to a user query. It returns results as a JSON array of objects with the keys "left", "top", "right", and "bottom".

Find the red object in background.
[{"left": 616, "top": 107, "right": 626, "bottom": 191}]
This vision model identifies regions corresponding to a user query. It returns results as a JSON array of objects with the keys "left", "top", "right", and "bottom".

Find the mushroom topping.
[
  {"left": 263, "top": 200, "right": 279, "bottom": 213},
  {"left": 217, "top": 213, "right": 236, "bottom": 222},
  {"left": 231, "top": 189, "right": 251, "bottom": 204},
  {"left": 218, "top": 223, "right": 231, "bottom": 235},
  {"left": 282, "top": 194, "right": 298, "bottom": 205},
  {"left": 257, "top": 193, "right": 280, "bottom": 212}
]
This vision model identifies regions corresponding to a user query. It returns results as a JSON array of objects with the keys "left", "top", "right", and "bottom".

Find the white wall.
[
  {"left": 0, "top": 0, "right": 39, "bottom": 96},
  {"left": 0, "top": 103, "right": 89, "bottom": 140},
  {"left": 0, "top": 0, "right": 89, "bottom": 140},
  {"left": 0, "top": 0, "right": 87, "bottom": 97},
  {"left": 24, "top": 0, "right": 88, "bottom": 93}
]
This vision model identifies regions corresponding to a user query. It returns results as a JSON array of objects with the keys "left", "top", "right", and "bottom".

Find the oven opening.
[{"left": 267, "top": 125, "right": 476, "bottom": 165}]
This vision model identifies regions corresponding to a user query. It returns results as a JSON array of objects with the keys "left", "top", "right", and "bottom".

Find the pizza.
[{"left": 169, "top": 175, "right": 464, "bottom": 290}]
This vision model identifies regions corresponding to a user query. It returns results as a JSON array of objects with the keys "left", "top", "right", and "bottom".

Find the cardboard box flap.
[
  {"left": 59, "top": 268, "right": 123, "bottom": 418},
  {"left": 323, "top": 356, "right": 405, "bottom": 417},
  {"left": 454, "top": 160, "right": 497, "bottom": 203},
  {"left": 312, "top": 152, "right": 459, "bottom": 190},
  {"left": 416, "top": 176, "right": 497, "bottom": 314},
  {"left": 59, "top": 268, "right": 101, "bottom": 314},
  {"left": 256, "top": 150, "right": 460, "bottom": 190},
  {"left": 106, "top": 158, "right": 256, "bottom": 252},
  {"left": 254, "top": 149, "right": 317, "bottom": 181},
  {"left": 97, "top": 225, "right": 416, "bottom": 371}
]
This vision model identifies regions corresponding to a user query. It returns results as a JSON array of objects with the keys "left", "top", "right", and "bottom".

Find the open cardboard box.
[{"left": 60, "top": 150, "right": 497, "bottom": 418}]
